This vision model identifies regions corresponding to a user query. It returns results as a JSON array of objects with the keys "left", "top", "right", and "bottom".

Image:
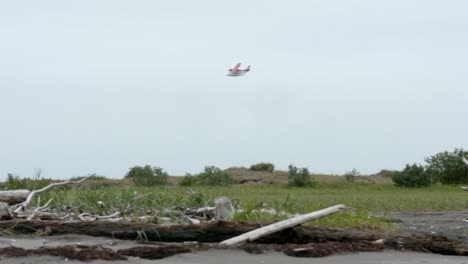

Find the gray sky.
[{"left": 1, "top": 1, "right": 467, "bottom": 179}]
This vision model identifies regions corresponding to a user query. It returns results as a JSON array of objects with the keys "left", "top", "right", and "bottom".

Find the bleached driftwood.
[
  {"left": 26, "top": 198, "right": 53, "bottom": 220},
  {"left": 13, "top": 177, "right": 87, "bottom": 215},
  {"left": 0, "top": 190, "right": 30, "bottom": 205},
  {"left": 219, "top": 204, "right": 346, "bottom": 247},
  {"left": 462, "top": 157, "right": 468, "bottom": 191},
  {"left": 0, "top": 202, "right": 11, "bottom": 219},
  {"left": 78, "top": 212, "right": 122, "bottom": 221},
  {"left": 463, "top": 156, "right": 468, "bottom": 166}
]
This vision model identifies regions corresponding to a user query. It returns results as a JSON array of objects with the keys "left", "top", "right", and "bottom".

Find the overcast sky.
[{"left": 1, "top": 1, "right": 467, "bottom": 179}]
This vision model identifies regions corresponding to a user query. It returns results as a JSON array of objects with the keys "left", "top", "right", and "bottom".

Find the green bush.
[
  {"left": 197, "top": 166, "right": 233, "bottom": 186},
  {"left": 288, "top": 165, "right": 313, "bottom": 187},
  {"left": 344, "top": 169, "right": 360, "bottom": 183},
  {"left": 125, "top": 165, "right": 169, "bottom": 186},
  {"left": 179, "top": 167, "right": 233, "bottom": 186},
  {"left": 392, "top": 163, "right": 431, "bottom": 187},
  {"left": 249, "top": 162, "right": 275, "bottom": 173},
  {"left": 85, "top": 174, "right": 107, "bottom": 180},
  {"left": 179, "top": 173, "right": 196, "bottom": 186},
  {"left": 425, "top": 148, "right": 468, "bottom": 184}
]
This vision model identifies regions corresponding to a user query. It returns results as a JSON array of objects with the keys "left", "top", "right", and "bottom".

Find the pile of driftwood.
[
  {"left": 0, "top": 178, "right": 467, "bottom": 260},
  {"left": 0, "top": 178, "right": 89, "bottom": 221},
  {"left": 0, "top": 178, "right": 293, "bottom": 224},
  {"left": 0, "top": 178, "right": 234, "bottom": 223}
]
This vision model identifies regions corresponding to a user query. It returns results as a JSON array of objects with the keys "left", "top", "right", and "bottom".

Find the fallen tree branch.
[
  {"left": 13, "top": 177, "right": 87, "bottom": 214},
  {"left": 219, "top": 204, "right": 346, "bottom": 246},
  {"left": 463, "top": 156, "right": 468, "bottom": 166},
  {"left": 96, "top": 212, "right": 121, "bottom": 220},
  {"left": 27, "top": 199, "right": 53, "bottom": 220},
  {"left": 78, "top": 212, "right": 121, "bottom": 221}
]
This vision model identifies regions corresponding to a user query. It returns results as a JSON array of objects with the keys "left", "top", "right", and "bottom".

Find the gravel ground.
[{"left": 391, "top": 210, "right": 468, "bottom": 242}]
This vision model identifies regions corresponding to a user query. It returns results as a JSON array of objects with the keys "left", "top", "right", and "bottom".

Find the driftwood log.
[
  {"left": 0, "top": 220, "right": 466, "bottom": 256},
  {"left": 220, "top": 204, "right": 345, "bottom": 246},
  {"left": 0, "top": 190, "right": 30, "bottom": 205}
]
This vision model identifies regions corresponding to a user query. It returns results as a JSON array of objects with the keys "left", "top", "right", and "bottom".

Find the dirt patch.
[{"left": 118, "top": 245, "right": 193, "bottom": 259}]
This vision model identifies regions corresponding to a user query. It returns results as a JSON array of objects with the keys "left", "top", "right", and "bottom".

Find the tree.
[
  {"left": 288, "top": 165, "right": 313, "bottom": 187},
  {"left": 392, "top": 163, "right": 431, "bottom": 187},
  {"left": 125, "top": 165, "right": 168, "bottom": 186},
  {"left": 425, "top": 148, "right": 468, "bottom": 184}
]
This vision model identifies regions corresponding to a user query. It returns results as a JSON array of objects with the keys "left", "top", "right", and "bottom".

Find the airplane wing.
[{"left": 230, "top": 63, "right": 241, "bottom": 72}]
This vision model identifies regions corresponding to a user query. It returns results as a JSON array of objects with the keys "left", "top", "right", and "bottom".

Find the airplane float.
[{"left": 227, "top": 63, "right": 250, "bottom": 77}]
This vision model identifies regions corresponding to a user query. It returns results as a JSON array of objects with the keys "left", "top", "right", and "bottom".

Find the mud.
[
  {"left": 117, "top": 245, "right": 193, "bottom": 259},
  {"left": 0, "top": 236, "right": 198, "bottom": 261}
]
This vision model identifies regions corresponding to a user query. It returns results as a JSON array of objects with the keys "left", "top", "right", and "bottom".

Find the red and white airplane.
[{"left": 227, "top": 63, "right": 250, "bottom": 77}]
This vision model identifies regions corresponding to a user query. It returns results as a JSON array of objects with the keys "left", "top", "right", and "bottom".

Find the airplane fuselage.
[{"left": 226, "top": 70, "right": 248, "bottom": 77}]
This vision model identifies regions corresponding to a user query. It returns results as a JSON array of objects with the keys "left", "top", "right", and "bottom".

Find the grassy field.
[
  {"left": 27, "top": 182, "right": 467, "bottom": 231},
  {"left": 3, "top": 167, "right": 466, "bottom": 231}
]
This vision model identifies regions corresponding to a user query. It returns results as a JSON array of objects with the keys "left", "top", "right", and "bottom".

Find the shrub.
[
  {"left": 425, "top": 148, "right": 468, "bottom": 184},
  {"left": 197, "top": 166, "right": 233, "bottom": 186},
  {"left": 344, "top": 169, "right": 360, "bottom": 183},
  {"left": 180, "top": 167, "right": 233, "bottom": 186},
  {"left": 125, "top": 165, "right": 169, "bottom": 186},
  {"left": 85, "top": 174, "right": 107, "bottom": 180},
  {"left": 179, "top": 173, "right": 196, "bottom": 186},
  {"left": 392, "top": 163, "right": 431, "bottom": 187},
  {"left": 249, "top": 162, "right": 275, "bottom": 173},
  {"left": 288, "top": 165, "right": 313, "bottom": 187}
]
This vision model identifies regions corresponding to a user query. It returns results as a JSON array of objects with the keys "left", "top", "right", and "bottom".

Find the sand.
[{"left": 1, "top": 249, "right": 467, "bottom": 264}]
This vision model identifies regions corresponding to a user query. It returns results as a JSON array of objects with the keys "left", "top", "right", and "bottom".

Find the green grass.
[{"left": 28, "top": 183, "right": 467, "bottom": 231}]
